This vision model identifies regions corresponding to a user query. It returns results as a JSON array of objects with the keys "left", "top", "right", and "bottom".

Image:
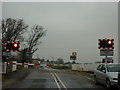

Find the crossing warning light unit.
[
  {"left": 98, "top": 39, "right": 114, "bottom": 49},
  {"left": 4, "top": 41, "right": 20, "bottom": 51}
]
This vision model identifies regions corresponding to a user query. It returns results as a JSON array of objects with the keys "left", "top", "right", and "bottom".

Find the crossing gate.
[
  {"left": 8, "top": 62, "right": 40, "bottom": 66},
  {"left": 8, "top": 62, "right": 54, "bottom": 66}
]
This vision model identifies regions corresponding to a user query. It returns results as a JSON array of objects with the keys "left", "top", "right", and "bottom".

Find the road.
[{"left": 4, "top": 67, "right": 110, "bottom": 90}]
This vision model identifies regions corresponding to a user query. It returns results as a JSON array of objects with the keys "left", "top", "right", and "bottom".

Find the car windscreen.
[{"left": 106, "top": 64, "right": 120, "bottom": 72}]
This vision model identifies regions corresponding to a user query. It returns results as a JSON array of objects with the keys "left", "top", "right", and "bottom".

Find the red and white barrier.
[
  {"left": 12, "top": 61, "right": 17, "bottom": 71},
  {"left": 8, "top": 62, "right": 55, "bottom": 67},
  {"left": 8, "top": 62, "right": 41, "bottom": 66},
  {"left": 2, "top": 61, "right": 70, "bottom": 74}
]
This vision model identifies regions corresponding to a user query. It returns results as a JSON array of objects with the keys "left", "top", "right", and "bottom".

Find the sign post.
[{"left": 70, "top": 52, "right": 77, "bottom": 64}]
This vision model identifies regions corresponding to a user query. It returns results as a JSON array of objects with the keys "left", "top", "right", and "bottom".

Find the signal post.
[
  {"left": 2, "top": 41, "right": 20, "bottom": 73},
  {"left": 98, "top": 38, "right": 114, "bottom": 63}
]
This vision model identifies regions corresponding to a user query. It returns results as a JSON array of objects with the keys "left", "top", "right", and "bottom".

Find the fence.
[{"left": 71, "top": 63, "right": 100, "bottom": 72}]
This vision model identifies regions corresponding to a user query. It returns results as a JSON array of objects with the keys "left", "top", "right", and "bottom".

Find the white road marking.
[
  {"left": 50, "top": 71, "right": 61, "bottom": 90},
  {"left": 54, "top": 71, "right": 67, "bottom": 90},
  {"left": 74, "top": 73, "right": 94, "bottom": 82},
  {"left": 84, "top": 76, "right": 92, "bottom": 80}
]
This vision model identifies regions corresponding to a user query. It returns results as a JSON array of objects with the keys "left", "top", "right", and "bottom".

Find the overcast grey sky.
[{"left": 2, "top": 2, "right": 118, "bottom": 63}]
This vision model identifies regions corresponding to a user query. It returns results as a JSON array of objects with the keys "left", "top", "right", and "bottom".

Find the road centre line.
[
  {"left": 53, "top": 71, "right": 67, "bottom": 90},
  {"left": 51, "top": 70, "right": 67, "bottom": 90},
  {"left": 50, "top": 71, "right": 61, "bottom": 90}
]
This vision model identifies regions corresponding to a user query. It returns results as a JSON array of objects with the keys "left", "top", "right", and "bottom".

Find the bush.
[{"left": 17, "top": 65, "right": 24, "bottom": 69}]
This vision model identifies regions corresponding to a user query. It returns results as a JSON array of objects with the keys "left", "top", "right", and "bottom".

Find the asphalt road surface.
[{"left": 3, "top": 67, "right": 115, "bottom": 90}]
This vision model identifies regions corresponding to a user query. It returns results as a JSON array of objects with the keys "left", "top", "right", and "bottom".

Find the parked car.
[{"left": 94, "top": 63, "right": 120, "bottom": 89}]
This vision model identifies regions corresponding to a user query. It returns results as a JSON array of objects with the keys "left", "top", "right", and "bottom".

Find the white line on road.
[
  {"left": 54, "top": 71, "right": 67, "bottom": 90},
  {"left": 74, "top": 73, "right": 94, "bottom": 82},
  {"left": 50, "top": 71, "right": 61, "bottom": 90},
  {"left": 83, "top": 76, "right": 92, "bottom": 80}
]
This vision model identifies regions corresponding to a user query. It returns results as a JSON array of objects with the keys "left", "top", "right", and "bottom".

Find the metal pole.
[
  {"left": 105, "top": 55, "right": 107, "bottom": 58},
  {"left": 118, "top": 72, "right": 120, "bottom": 90}
]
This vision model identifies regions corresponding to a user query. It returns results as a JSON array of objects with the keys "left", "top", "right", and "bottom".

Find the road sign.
[
  {"left": 72, "top": 52, "right": 77, "bottom": 56},
  {"left": 70, "top": 52, "right": 77, "bottom": 60},
  {"left": 100, "top": 49, "right": 113, "bottom": 56},
  {"left": 70, "top": 55, "right": 76, "bottom": 60},
  {"left": 26, "top": 52, "right": 33, "bottom": 61}
]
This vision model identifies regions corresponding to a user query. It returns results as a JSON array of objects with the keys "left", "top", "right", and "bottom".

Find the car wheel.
[
  {"left": 94, "top": 76, "right": 99, "bottom": 85},
  {"left": 106, "top": 79, "right": 112, "bottom": 89}
]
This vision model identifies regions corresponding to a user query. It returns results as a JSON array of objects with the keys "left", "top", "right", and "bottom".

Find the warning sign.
[{"left": 100, "top": 49, "right": 113, "bottom": 56}]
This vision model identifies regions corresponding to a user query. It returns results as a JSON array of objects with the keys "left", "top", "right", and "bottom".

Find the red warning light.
[
  {"left": 4, "top": 41, "right": 20, "bottom": 51},
  {"left": 98, "top": 39, "right": 114, "bottom": 49},
  {"left": 13, "top": 43, "right": 18, "bottom": 47},
  {"left": 108, "top": 41, "right": 112, "bottom": 44}
]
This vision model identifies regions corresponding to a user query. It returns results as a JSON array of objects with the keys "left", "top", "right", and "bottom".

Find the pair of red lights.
[
  {"left": 98, "top": 39, "right": 114, "bottom": 49},
  {"left": 4, "top": 41, "right": 20, "bottom": 52}
]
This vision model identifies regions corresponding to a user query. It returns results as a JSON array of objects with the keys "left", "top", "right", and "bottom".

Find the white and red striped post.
[
  {"left": 24, "top": 62, "right": 28, "bottom": 68},
  {"left": 12, "top": 61, "right": 17, "bottom": 71}
]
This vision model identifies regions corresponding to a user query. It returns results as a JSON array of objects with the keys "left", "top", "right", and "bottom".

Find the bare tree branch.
[
  {"left": 2, "top": 18, "right": 28, "bottom": 43},
  {"left": 32, "top": 48, "right": 38, "bottom": 54},
  {"left": 25, "top": 25, "right": 47, "bottom": 54}
]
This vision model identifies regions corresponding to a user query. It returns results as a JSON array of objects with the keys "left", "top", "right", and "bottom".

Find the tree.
[
  {"left": 20, "top": 48, "right": 28, "bottom": 62},
  {"left": 2, "top": 18, "right": 28, "bottom": 43},
  {"left": 46, "top": 59, "right": 50, "bottom": 64},
  {"left": 40, "top": 59, "right": 45, "bottom": 63},
  {"left": 25, "top": 25, "right": 47, "bottom": 54},
  {"left": 2, "top": 18, "right": 28, "bottom": 62}
]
